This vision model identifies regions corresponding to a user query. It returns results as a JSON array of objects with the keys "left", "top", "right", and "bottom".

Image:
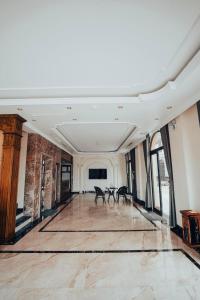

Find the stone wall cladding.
[{"left": 24, "top": 134, "right": 71, "bottom": 220}]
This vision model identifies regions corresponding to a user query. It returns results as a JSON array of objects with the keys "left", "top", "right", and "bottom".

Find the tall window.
[{"left": 150, "top": 132, "right": 169, "bottom": 218}]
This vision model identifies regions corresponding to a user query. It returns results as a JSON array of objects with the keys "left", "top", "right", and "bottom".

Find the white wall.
[
  {"left": 73, "top": 153, "right": 126, "bottom": 192},
  {"left": 169, "top": 104, "right": 200, "bottom": 226},
  {"left": 17, "top": 131, "right": 28, "bottom": 209},
  {"left": 135, "top": 143, "right": 146, "bottom": 201}
]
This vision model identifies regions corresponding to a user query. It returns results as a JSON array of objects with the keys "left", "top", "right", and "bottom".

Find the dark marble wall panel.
[{"left": 24, "top": 134, "right": 72, "bottom": 220}]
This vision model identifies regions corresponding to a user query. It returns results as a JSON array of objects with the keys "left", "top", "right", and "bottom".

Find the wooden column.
[{"left": 0, "top": 114, "right": 26, "bottom": 242}]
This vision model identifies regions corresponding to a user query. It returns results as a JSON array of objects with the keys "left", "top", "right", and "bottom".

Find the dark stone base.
[
  {"left": 171, "top": 224, "right": 183, "bottom": 239},
  {"left": 135, "top": 198, "right": 145, "bottom": 207}
]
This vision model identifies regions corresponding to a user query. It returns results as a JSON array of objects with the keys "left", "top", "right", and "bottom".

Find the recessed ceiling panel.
[{"left": 57, "top": 123, "right": 136, "bottom": 152}]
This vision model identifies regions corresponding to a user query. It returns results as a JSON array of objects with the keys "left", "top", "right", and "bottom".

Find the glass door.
[
  {"left": 150, "top": 131, "right": 170, "bottom": 220},
  {"left": 158, "top": 150, "right": 169, "bottom": 218},
  {"left": 151, "top": 153, "right": 162, "bottom": 214}
]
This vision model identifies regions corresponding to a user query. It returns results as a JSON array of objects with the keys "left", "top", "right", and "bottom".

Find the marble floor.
[{"left": 0, "top": 194, "right": 200, "bottom": 299}]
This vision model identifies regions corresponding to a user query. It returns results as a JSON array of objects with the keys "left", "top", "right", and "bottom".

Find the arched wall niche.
[
  {"left": 73, "top": 154, "right": 127, "bottom": 193},
  {"left": 80, "top": 158, "right": 115, "bottom": 192}
]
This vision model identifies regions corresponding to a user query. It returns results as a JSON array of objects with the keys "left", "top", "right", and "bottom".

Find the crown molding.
[
  {"left": 0, "top": 44, "right": 200, "bottom": 104},
  {"left": 53, "top": 121, "right": 137, "bottom": 154}
]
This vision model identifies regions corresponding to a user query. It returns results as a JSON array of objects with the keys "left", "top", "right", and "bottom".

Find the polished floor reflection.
[{"left": 0, "top": 194, "right": 200, "bottom": 300}]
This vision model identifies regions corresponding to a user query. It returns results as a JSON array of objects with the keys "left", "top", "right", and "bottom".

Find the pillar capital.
[{"left": 0, "top": 114, "right": 26, "bottom": 136}]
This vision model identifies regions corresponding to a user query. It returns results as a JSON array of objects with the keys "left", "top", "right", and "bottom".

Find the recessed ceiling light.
[
  {"left": 72, "top": 118, "right": 77, "bottom": 121},
  {"left": 118, "top": 105, "right": 124, "bottom": 109},
  {"left": 166, "top": 106, "right": 173, "bottom": 110},
  {"left": 66, "top": 106, "right": 72, "bottom": 110},
  {"left": 17, "top": 107, "right": 23, "bottom": 111}
]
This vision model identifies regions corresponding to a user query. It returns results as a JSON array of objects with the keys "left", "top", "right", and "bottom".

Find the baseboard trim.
[
  {"left": 135, "top": 198, "right": 145, "bottom": 207},
  {"left": 171, "top": 224, "right": 183, "bottom": 239}
]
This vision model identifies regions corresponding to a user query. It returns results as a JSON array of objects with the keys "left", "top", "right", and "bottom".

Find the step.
[
  {"left": 16, "top": 208, "right": 23, "bottom": 215},
  {"left": 15, "top": 216, "right": 32, "bottom": 233},
  {"left": 16, "top": 208, "right": 24, "bottom": 221},
  {"left": 15, "top": 222, "right": 34, "bottom": 240},
  {"left": 16, "top": 212, "right": 24, "bottom": 221}
]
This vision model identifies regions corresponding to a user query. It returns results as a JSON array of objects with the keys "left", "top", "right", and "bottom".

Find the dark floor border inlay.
[
  {"left": 40, "top": 196, "right": 158, "bottom": 232},
  {"left": 132, "top": 203, "right": 158, "bottom": 228},
  {"left": 0, "top": 248, "right": 199, "bottom": 270},
  {"left": 0, "top": 195, "right": 77, "bottom": 245},
  {"left": 0, "top": 249, "right": 180, "bottom": 253},
  {"left": 40, "top": 229, "right": 158, "bottom": 232},
  {"left": 39, "top": 195, "right": 77, "bottom": 232}
]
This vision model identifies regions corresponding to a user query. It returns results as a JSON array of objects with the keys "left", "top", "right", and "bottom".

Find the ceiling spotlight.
[
  {"left": 66, "top": 106, "right": 72, "bottom": 110},
  {"left": 17, "top": 107, "right": 23, "bottom": 111},
  {"left": 166, "top": 106, "right": 173, "bottom": 110},
  {"left": 118, "top": 105, "right": 124, "bottom": 109}
]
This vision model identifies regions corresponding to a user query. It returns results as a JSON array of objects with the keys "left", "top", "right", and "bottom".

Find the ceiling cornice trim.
[
  {"left": 0, "top": 45, "right": 200, "bottom": 104},
  {"left": 53, "top": 121, "right": 137, "bottom": 154}
]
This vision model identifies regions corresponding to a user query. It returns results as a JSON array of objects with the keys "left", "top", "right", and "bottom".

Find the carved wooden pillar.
[{"left": 0, "top": 114, "right": 26, "bottom": 241}]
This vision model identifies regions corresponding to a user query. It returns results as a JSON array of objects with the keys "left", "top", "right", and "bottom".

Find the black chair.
[
  {"left": 94, "top": 186, "right": 106, "bottom": 203},
  {"left": 116, "top": 186, "right": 128, "bottom": 203}
]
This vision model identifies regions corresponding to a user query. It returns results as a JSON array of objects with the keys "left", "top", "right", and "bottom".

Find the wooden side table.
[{"left": 180, "top": 210, "right": 200, "bottom": 248}]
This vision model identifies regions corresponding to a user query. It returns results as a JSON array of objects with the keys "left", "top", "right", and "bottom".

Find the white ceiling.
[
  {"left": 0, "top": 1, "right": 200, "bottom": 154},
  {"left": 57, "top": 122, "right": 136, "bottom": 152}
]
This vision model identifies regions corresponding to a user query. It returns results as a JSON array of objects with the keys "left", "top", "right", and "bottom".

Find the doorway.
[
  {"left": 40, "top": 154, "right": 53, "bottom": 217},
  {"left": 150, "top": 132, "right": 169, "bottom": 219},
  {"left": 60, "top": 159, "right": 72, "bottom": 201}
]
